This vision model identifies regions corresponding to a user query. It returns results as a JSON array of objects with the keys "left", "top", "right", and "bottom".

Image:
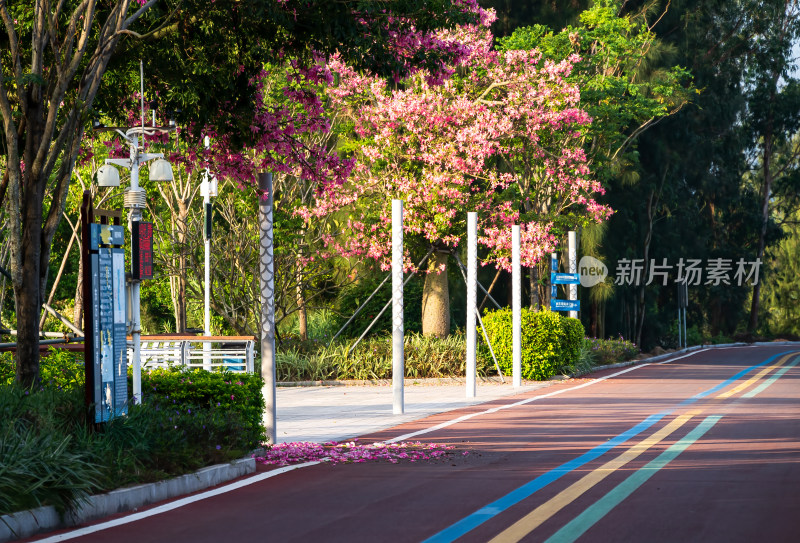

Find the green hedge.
[
  {"left": 138, "top": 368, "right": 266, "bottom": 446},
  {"left": 481, "top": 308, "right": 585, "bottom": 380}
]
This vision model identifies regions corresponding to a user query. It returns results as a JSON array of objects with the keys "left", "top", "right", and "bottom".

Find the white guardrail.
[{"left": 127, "top": 335, "right": 256, "bottom": 373}]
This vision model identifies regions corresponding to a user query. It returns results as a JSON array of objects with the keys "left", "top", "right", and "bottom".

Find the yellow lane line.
[
  {"left": 715, "top": 353, "right": 793, "bottom": 399},
  {"left": 487, "top": 411, "right": 700, "bottom": 543}
]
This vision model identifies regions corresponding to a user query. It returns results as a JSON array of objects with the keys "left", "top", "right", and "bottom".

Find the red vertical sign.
[{"left": 132, "top": 221, "right": 154, "bottom": 280}]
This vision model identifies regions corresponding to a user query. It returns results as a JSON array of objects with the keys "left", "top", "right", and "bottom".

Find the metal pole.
[
  {"left": 476, "top": 308, "right": 504, "bottom": 382},
  {"left": 258, "top": 172, "right": 277, "bottom": 444},
  {"left": 346, "top": 249, "right": 432, "bottom": 356},
  {"left": 568, "top": 230, "right": 578, "bottom": 319},
  {"left": 451, "top": 252, "right": 501, "bottom": 309},
  {"left": 512, "top": 225, "right": 521, "bottom": 387},
  {"left": 392, "top": 199, "right": 404, "bottom": 415},
  {"left": 203, "top": 136, "right": 211, "bottom": 371},
  {"left": 466, "top": 212, "right": 477, "bottom": 398},
  {"left": 128, "top": 136, "right": 143, "bottom": 404}
]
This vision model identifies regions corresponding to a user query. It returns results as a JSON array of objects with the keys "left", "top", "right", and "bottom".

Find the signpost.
[
  {"left": 550, "top": 248, "right": 581, "bottom": 314},
  {"left": 551, "top": 299, "right": 581, "bottom": 312},
  {"left": 81, "top": 192, "right": 128, "bottom": 425}
]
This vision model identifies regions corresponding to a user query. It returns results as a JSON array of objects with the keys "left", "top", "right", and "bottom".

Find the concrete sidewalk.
[{"left": 268, "top": 378, "right": 559, "bottom": 443}]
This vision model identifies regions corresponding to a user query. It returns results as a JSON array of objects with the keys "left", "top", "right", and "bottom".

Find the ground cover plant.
[
  {"left": 584, "top": 337, "right": 640, "bottom": 366},
  {"left": 0, "top": 350, "right": 265, "bottom": 516},
  {"left": 276, "top": 332, "right": 494, "bottom": 381}
]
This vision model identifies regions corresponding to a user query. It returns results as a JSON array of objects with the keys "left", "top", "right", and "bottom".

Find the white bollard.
[
  {"left": 466, "top": 212, "right": 477, "bottom": 398},
  {"left": 392, "top": 199, "right": 405, "bottom": 415},
  {"left": 512, "top": 225, "right": 521, "bottom": 387}
]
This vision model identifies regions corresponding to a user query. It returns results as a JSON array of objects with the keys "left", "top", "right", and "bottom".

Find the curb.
[
  {"left": 276, "top": 375, "right": 547, "bottom": 387},
  {"left": 0, "top": 457, "right": 255, "bottom": 543}
]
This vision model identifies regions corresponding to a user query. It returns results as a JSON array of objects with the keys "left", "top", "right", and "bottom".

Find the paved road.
[{"left": 33, "top": 345, "right": 800, "bottom": 542}]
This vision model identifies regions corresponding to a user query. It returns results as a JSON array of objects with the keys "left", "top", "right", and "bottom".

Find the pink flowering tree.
[
  {"left": 85, "top": 59, "right": 357, "bottom": 337},
  {"left": 301, "top": 8, "right": 610, "bottom": 337}
]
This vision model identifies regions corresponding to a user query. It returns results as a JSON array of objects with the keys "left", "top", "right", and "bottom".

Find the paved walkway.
[{"left": 268, "top": 379, "right": 559, "bottom": 443}]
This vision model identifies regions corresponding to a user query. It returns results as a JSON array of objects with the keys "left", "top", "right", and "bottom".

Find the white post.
[
  {"left": 568, "top": 230, "right": 578, "bottom": 319},
  {"left": 128, "top": 136, "right": 143, "bottom": 404},
  {"left": 512, "top": 225, "right": 521, "bottom": 387},
  {"left": 466, "top": 212, "right": 477, "bottom": 398},
  {"left": 203, "top": 136, "right": 211, "bottom": 371},
  {"left": 258, "top": 172, "right": 277, "bottom": 444},
  {"left": 392, "top": 199, "right": 404, "bottom": 415}
]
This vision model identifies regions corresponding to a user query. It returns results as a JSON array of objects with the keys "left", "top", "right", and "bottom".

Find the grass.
[
  {"left": 0, "top": 351, "right": 264, "bottom": 517},
  {"left": 277, "top": 331, "right": 494, "bottom": 381}
]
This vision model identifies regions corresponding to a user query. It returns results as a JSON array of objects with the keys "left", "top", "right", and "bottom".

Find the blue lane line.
[{"left": 422, "top": 349, "right": 797, "bottom": 543}]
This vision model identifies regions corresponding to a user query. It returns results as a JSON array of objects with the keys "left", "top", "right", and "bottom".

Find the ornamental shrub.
[
  {"left": 137, "top": 368, "right": 266, "bottom": 447},
  {"left": 481, "top": 308, "right": 585, "bottom": 380}
]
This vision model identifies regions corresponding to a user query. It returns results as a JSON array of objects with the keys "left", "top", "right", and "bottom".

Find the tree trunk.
[
  {"left": 296, "top": 267, "right": 308, "bottom": 341},
  {"left": 173, "top": 201, "right": 190, "bottom": 333},
  {"left": 73, "top": 241, "right": 84, "bottom": 331},
  {"left": 748, "top": 130, "right": 773, "bottom": 334},
  {"left": 528, "top": 266, "right": 538, "bottom": 309},
  {"left": 422, "top": 251, "right": 449, "bottom": 338},
  {"left": 15, "top": 184, "right": 45, "bottom": 388},
  {"left": 635, "top": 191, "right": 655, "bottom": 347}
]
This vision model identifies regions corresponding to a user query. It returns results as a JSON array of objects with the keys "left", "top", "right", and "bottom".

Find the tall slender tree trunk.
[
  {"left": 295, "top": 249, "right": 308, "bottom": 341},
  {"left": 73, "top": 242, "right": 84, "bottom": 330},
  {"left": 635, "top": 190, "right": 656, "bottom": 347},
  {"left": 173, "top": 202, "right": 190, "bottom": 333},
  {"left": 422, "top": 251, "right": 449, "bottom": 338},
  {"left": 749, "top": 130, "right": 773, "bottom": 334},
  {"left": 15, "top": 178, "right": 44, "bottom": 387}
]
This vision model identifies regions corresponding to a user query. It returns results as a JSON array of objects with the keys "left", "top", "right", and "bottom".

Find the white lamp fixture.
[
  {"left": 96, "top": 164, "right": 121, "bottom": 187},
  {"left": 149, "top": 158, "right": 174, "bottom": 182}
]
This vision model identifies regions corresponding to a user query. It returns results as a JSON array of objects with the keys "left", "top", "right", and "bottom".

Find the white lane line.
[
  {"left": 34, "top": 462, "right": 323, "bottom": 542},
  {"left": 40, "top": 347, "right": 711, "bottom": 540}
]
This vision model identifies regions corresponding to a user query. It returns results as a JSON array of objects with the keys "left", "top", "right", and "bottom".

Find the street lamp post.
[
  {"left": 201, "top": 136, "right": 218, "bottom": 370},
  {"left": 98, "top": 126, "right": 173, "bottom": 404}
]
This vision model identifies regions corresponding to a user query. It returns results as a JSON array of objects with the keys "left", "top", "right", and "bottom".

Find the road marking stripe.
[
  {"left": 33, "top": 461, "right": 324, "bottom": 542},
  {"left": 678, "top": 350, "right": 797, "bottom": 404},
  {"left": 425, "top": 349, "right": 797, "bottom": 543},
  {"left": 488, "top": 411, "right": 700, "bottom": 543},
  {"left": 421, "top": 413, "right": 666, "bottom": 543},
  {"left": 715, "top": 354, "right": 792, "bottom": 399},
  {"left": 544, "top": 415, "right": 723, "bottom": 543},
  {"left": 743, "top": 355, "right": 800, "bottom": 398},
  {"left": 387, "top": 364, "right": 654, "bottom": 444}
]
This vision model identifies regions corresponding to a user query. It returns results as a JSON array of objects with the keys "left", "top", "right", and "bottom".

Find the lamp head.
[
  {"left": 149, "top": 158, "right": 174, "bottom": 182},
  {"left": 96, "top": 165, "right": 120, "bottom": 187}
]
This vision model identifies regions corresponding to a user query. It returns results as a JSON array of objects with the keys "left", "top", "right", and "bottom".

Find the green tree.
[
  {"left": 495, "top": 0, "right": 694, "bottom": 317},
  {"left": 0, "top": 0, "right": 479, "bottom": 387}
]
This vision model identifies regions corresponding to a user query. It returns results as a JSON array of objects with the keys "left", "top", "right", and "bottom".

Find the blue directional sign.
[
  {"left": 551, "top": 299, "right": 580, "bottom": 312},
  {"left": 551, "top": 272, "right": 580, "bottom": 285}
]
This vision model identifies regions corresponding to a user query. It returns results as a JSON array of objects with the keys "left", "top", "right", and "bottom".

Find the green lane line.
[
  {"left": 743, "top": 355, "right": 800, "bottom": 398},
  {"left": 545, "top": 415, "right": 723, "bottom": 543}
]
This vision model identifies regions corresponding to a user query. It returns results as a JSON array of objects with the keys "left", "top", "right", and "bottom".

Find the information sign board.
[
  {"left": 551, "top": 272, "right": 580, "bottom": 285},
  {"left": 89, "top": 223, "right": 128, "bottom": 423},
  {"left": 550, "top": 299, "right": 580, "bottom": 312}
]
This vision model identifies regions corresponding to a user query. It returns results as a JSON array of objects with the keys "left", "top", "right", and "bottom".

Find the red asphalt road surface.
[{"left": 30, "top": 345, "right": 800, "bottom": 543}]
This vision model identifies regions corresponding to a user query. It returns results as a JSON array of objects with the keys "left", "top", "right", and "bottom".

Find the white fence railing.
[{"left": 129, "top": 335, "right": 256, "bottom": 373}]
